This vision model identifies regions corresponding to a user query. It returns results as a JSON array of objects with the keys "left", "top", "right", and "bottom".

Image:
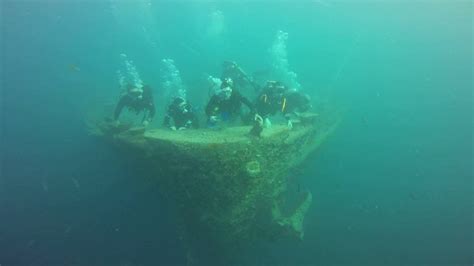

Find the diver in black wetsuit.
[
  {"left": 205, "top": 78, "right": 254, "bottom": 126},
  {"left": 255, "top": 81, "right": 287, "bottom": 118},
  {"left": 255, "top": 81, "right": 311, "bottom": 129},
  {"left": 163, "top": 97, "right": 199, "bottom": 130},
  {"left": 114, "top": 84, "right": 156, "bottom": 126}
]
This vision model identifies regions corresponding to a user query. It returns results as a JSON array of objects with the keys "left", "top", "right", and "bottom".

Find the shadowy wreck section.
[{"left": 90, "top": 111, "right": 339, "bottom": 265}]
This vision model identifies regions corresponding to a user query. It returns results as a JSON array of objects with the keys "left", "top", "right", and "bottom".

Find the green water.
[{"left": 1, "top": 1, "right": 472, "bottom": 265}]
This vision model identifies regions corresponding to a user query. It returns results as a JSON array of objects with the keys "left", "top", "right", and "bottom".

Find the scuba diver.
[
  {"left": 114, "top": 84, "right": 156, "bottom": 126},
  {"left": 255, "top": 81, "right": 311, "bottom": 129},
  {"left": 163, "top": 97, "right": 199, "bottom": 130},
  {"left": 205, "top": 77, "right": 254, "bottom": 126},
  {"left": 221, "top": 61, "right": 261, "bottom": 92}
]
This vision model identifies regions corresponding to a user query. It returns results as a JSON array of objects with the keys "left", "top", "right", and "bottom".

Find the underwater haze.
[{"left": 1, "top": 0, "right": 472, "bottom": 265}]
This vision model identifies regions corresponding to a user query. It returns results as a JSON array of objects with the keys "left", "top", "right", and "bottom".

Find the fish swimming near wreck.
[{"left": 68, "top": 64, "right": 81, "bottom": 72}]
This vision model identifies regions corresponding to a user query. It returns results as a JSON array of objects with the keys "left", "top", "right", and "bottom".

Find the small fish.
[
  {"left": 68, "top": 64, "right": 81, "bottom": 72},
  {"left": 41, "top": 180, "right": 49, "bottom": 192},
  {"left": 362, "top": 116, "right": 369, "bottom": 127},
  {"left": 71, "top": 177, "right": 80, "bottom": 190},
  {"left": 27, "top": 239, "right": 36, "bottom": 247},
  {"left": 409, "top": 192, "right": 418, "bottom": 201}
]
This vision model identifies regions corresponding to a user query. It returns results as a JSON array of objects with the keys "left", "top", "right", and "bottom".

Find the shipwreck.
[{"left": 91, "top": 110, "right": 339, "bottom": 265}]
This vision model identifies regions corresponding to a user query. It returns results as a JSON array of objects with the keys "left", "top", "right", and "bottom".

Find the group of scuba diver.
[{"left": 113, "top": 61, "right": 312, "bottom": 136}]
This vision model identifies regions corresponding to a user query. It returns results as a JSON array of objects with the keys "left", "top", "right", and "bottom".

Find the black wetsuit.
[
  {"left": 255, "top": 86, "right": 311, "bottom": 120},
  {"left": 114, "top": 86, "right": 156, "bottom": 122},
  {"left": 255, "top": 85, "right": 288, "bottom": 118},
  {"left": 163, "top": 101, "right": 199, "bottom": 129},
  {"left": 205, "top": 90, "right": 253, "bottom": 120}
]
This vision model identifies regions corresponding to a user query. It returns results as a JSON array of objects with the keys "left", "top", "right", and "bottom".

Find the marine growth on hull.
[{"left": 91, "top": 110, "right": 339, "bottom": 264}]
